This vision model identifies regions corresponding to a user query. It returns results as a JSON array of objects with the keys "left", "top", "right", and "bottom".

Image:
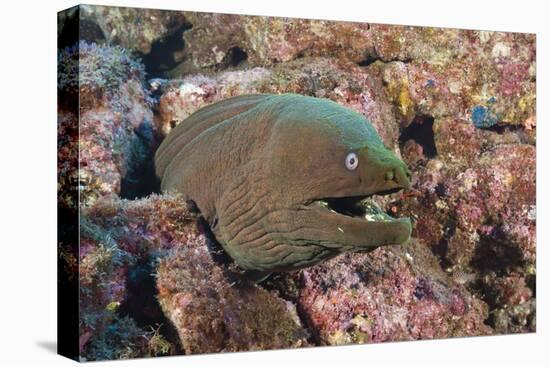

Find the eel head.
[{"left": 237, "top": 96, "right": 413, "bottom": 272}]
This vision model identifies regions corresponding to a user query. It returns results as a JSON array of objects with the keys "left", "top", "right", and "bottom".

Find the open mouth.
[{"left": 312, "top": 188, "right": 404, "bottom": 222}]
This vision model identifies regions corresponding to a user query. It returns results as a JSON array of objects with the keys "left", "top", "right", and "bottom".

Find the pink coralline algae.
[
  {"left": 291, "top": 240, "right": 491, "bottom": 344},
  {"left": 398, "top": 127, "right": 535, "bottom": 334},
  {"left": 77, "top": 193, "right": 199, "bottom": 360},
  {"left": 78, "top": 194, "right": 307, "bottom": 359},
  {"left": 59, "top": 5, "right": 190, "bottom": 55},
  {"left": 58, "top": 41, "right": 156, "bottom": 206},
  {"left": 156, "top": 242, "right": 308, "bottom": 354},
  {"left": 176, "top": 14, "right": 372, "bottom": 70}
]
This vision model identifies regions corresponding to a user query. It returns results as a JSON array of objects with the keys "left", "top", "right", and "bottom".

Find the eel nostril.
[{"left": 387, "top": 167, "right": 411, "bottom": 186}]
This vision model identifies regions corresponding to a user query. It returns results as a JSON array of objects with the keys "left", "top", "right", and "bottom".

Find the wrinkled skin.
[{"left": 155, "top": 94, "right": 412, "bottom": 275}]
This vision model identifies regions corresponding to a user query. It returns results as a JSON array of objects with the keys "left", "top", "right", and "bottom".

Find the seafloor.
[{"left": 58, "top": 5, "right": 536, "bottom": 361}]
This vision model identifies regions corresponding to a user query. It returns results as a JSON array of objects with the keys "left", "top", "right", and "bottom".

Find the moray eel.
[{"left": 155, "top": 94, "right": 412, "bottom": 277}]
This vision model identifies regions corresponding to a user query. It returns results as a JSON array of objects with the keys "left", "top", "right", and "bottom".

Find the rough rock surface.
[
  {"left": 78, "top": 194, "right": 308, "bottom": 360},
  {"left": 77, "top": 193, "right": 196, "bottom": 360},
  {"left": 154, "top": 58, "right": 400, "bottom": 149},
  {"left": 58, "top": 8, "right": 536, "bottom": 360},
  {"left": 289, "top": 239, "right": 491, "bottom": 344},
  {"left": 60, "top": 7, "right": 536, "bottom": 131},
  {"left": 58, "top": 41, "right": 156, "bottom": 207},
  {"left": 176, "top": 13, "right": 373, "bottom": 70},
  {"left": 156, "top": 238, "right": 309, "bottom": 354},
  {"left": 58, "top": 5, "right": 190, "bottom": 55}
]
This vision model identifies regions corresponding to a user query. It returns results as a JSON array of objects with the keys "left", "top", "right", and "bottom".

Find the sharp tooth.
[
  {"left": 337, "top": 227, "right": 344, "bottom": 233},
  {"left": 361, "top": 199, "right": 395, "bottom": 222},
  {"left": 364, "top": 213, "right": 378, "bottom": 222}
]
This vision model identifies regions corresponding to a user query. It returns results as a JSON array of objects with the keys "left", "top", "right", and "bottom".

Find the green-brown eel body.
[{"left": 155, "top": 94, "right": 412, "bottom": 277}]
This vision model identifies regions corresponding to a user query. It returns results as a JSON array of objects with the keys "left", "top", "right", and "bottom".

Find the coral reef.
[
  {"left": 58, "top": 7, "right": 536, "bottom": 360},
  {"left": 154, "top": 58, "right": 399, "bottom": 148},
  {"left": 58, "top": 5, "right": 190, "bottom": 56},
  {"left": 78, "top": 194, "right": 307, "bottom": 360},
  {"left": 77, "top": 193, "right": 196, "bottom": 360},
  {"left": 176, "top": 14, "right": 373, "bottom": 71},
  {"left": 58, "top": 41, "right": 156, "bottom": 207},
  {"left": 156, "top": 238, "right": 308, "bottom": 354},
  {"left": 398, "top": 124, "right": 535, "bottom": 334},
  {"left": 289, "top": 239, "right": 491, "bottom": 344}
]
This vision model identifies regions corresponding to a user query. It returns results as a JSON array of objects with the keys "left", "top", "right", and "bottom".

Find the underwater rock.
[
  {"left": 489, "top": 272, "right": 536, "bottom": 334},
  {"left": 399, "top": 124, "right": 535, "bottom": 333},
  {"left": 366, "top": 28, "right": 535, "bottom": 130},
  {"left": 57, "top": 111, "right": 79, "bottom": 209},
  {"left": 380, "top": 61, "right": 416, "bottom": 126},
  {"left": 155, "top": 57, "right": 400, "bottom": 149},
  {"left": 79, "top": 194, "right": 308, "bottom": 357},
  {"left": 77, "top": 193, "right": 198, "bottom": 360},
  {"left": 492, "top": 299, "right": 536, "bottom": 334},
  {"left": 408, "top": 143, "right": 536, "bottom": 270},
  {"left": 156, "top": 242, "right": 309, "bottom": 354},
  {"left": 156, "top": 17, "right": 535, "bottom": 130},
  {"left": 58, "top": 41, "right": 156, "bottom": 206},
  {"left": 75, "top": 5, "right": 189, "bottom": 55},
  {"left": 172, "top": 13, "right": 374, "bottom": 72},
  {"left": 291, "top": 239, "right": 491, "bottom": 344}
]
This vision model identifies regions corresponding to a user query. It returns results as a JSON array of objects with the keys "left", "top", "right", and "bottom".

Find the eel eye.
[{"left": 345, "top": 152, "right": 358, "bottom": 170}]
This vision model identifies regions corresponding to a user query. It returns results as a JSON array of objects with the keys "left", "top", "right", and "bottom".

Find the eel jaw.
[
  {"left": 318, "top": 190, "right": 401, "bottom": 223},
  {"left": 306, "top": 189, "right": 412, "bottom": 250}
]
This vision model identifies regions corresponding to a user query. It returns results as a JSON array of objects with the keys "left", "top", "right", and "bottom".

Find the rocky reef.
[
  {"left": 288, "top": 240, "right": 492, "bottom": 344},
  {"left": 58, "top": 6, "right": 536, "bottom": 361},
  {"left": 58, "top": 41, "right": 157, "bottom": 207},
  {"left": 76, "top": 194, "right": 308, "bottom": 359}
]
